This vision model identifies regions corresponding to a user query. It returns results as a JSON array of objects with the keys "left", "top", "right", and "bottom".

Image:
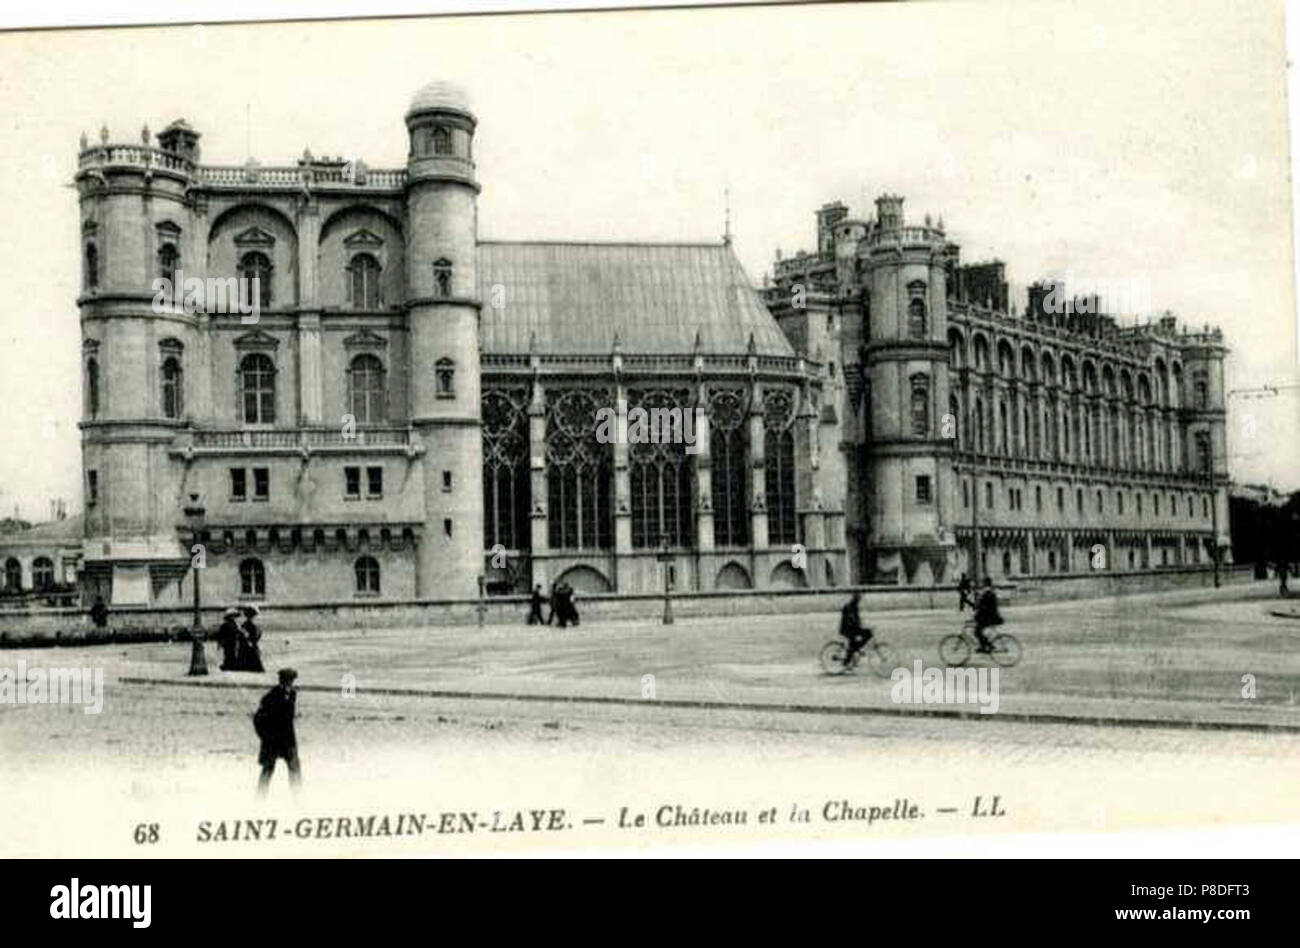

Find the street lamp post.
[
  {"left": 656, "top": 533, "right": 675, "bottom": 625},
  {"left": 182, "top": 493, "right": 207, "bottom": 676}
]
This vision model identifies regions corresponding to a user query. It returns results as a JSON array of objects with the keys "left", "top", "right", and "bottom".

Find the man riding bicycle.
[
  {"left": 840, "top": 591, "right": 873, "bottom": 665},
  {"left": 972, "top": 577, "right": 1003, "bottom": 652}
]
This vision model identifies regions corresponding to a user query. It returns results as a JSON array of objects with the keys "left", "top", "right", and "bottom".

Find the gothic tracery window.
[
  {"left": 482, "top": 388, "right": 531, "bottom": 551},
  {"left": 764, "top": 388, "right": 798, "bottom": 547},
  {"left": 629, "top": 388, "right": 694, "bottom": 549},
  {"left": 709, "top": 388, "right": 749, "bottom": 547},
  {"left": 546, "top": 389, "right": 613, "bottom": 550}
]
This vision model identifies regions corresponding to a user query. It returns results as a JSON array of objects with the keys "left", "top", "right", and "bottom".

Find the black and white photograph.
[{"left": 0, "top": 0, "right": 1297, "bottom": 877}]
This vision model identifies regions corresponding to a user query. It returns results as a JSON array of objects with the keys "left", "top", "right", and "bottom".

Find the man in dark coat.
[
  {"left": 839, "top": 591, "right": 872, "bottom": 666},
  {"left": 89, "top": 595, "right": 109, "bottom": 629},
  {"left": 972, "top": 578, "right": 1003, "bottom": 652},
  {"left": 255, "top": 668, "right": 301, "bottom": 795},
  {"left": 214, "top": 608, "right": 242, "bottom": 670},
  {"left": 527, "top": 584, "right": 549, "bottom": 625},
  {"left": 957, "top": 573, "right": 975, "bottom": 612},
  {"left": 552, "top": 582, "right": 571, "bottom": 628}
]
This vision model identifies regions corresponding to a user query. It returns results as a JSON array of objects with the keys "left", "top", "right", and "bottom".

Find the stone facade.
[
  {"left": 765, "top": 196, "right": 1232, "bottom": 584},
  {"left": 74, "top": 83, "right": 844, "bottom": 606}
]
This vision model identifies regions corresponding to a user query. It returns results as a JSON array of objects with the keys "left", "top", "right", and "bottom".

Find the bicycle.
[
  {"left": 819, "top": 635, "right": 898, "bottom": 678},
  {"left": 939, "top": 620, "right": 1022, "bottom": 668}
]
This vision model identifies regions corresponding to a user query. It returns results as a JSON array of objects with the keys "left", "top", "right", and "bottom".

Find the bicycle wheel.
[
  {"left": 939, "top": 634, "right": 971, "bottom": 668},
  {"left": 820, "top": 640, "right": 850, "bottom": 675},
  {"left": 989, "top": 633, "right": 1022, "bottom": 668},
  {"left": 864, "top": 641, "right": 899, "bottom": 679}
]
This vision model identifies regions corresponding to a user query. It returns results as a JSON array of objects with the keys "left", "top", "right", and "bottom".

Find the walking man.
[
  {"left": 254, "top": 668, "right": 301, "bottom": 796},
  {"left": 527, "top": 584, "right": 549, "bottom": 625},
  {"left": 957, "top": 572, "right": 974, "bottom": 612}
]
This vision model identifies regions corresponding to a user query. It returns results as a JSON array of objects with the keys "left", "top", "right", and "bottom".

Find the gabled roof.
[{"left": 476, "top": 241, "right": 793, "bottom": 357}]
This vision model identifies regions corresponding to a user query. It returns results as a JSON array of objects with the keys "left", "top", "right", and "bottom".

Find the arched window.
[
  {"left": 157, "top": 242, "right": 179, "bottom": 285},
  {"left": 629, "top": 389, "right": 694, "bottom": 549},
  {"left": 349, "top": 253, "right": 381, "bottom": 309},
  {"left": 433, "top": 258, "right": 453, "bottom": 298},
  {"left": 948, "top": 394, "right": 961, "bottom": 448},
  {"left": 764, "top": 389, "right": 798, "bottom": 546},
  {"left": 709, "top": 389, "right": 749, "bottom": 546},
  {"left": 161, "top": 355, "right": 183, "bottom": 419},
  {"left": 354, "top": 556, "right": 380, "bottom": 594},
  {"left": 546, "top": 389, "right": 613, "bottom": 550},
  {"left": 85, "top": 243, "right": 98, "bottom": 290},
  {"left": 483, "top": 388, "right": 531, "bottom": 552},
  {"left": 85, "top": 357, "right": 100, "bottom": 418},
  {"left": 239, "top": 558, "right": 266, "bottom": 598},
  {"left": 907, "top": 298, "right": 927, "bottom": 338},
  {"left": 998, "top": 401, "right": 1008, "bottom": 453},
  {"left": 432, "top": 126, "right": 453, "bottom": 156},
  {"left": 910, "top": 375, "right": 929, "bottom": 437},
  {"left": 1193, "top": 372, "right": 1209, "bottom": 410},
  {"left": 347, "top": 354, "right": 387, "bottom": 424},
  {"left": 4, "top": 558, "right": 21, "bottom": 591},
  {"left": 239, "top": 353, "right": 276, "bottom": 424},
  {"left": 435, "top": 358, "right": 455, "bottom": 398},
  {"left": 238, "top": 252, "right": 273, "bottom": 309},
  {"left": 31, "top": 557, "right": 54, "bottom": 591}
]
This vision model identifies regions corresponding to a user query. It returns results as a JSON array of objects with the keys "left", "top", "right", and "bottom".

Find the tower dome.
[{"left": 407, "top": 81, "right": 472, "bottom": 118}]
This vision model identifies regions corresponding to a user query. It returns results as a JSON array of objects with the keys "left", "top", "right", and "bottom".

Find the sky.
[{"left": 0, "top": 0, "right": 1296, "bottom": 521}]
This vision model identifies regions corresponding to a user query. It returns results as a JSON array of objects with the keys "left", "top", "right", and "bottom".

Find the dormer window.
[{"left": 433, "top": 258, "right": 452, "bottom": 298}]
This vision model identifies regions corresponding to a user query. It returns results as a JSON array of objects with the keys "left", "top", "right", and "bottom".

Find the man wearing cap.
[{"left": 254, "top": 668, "right": 301, "bottom": 795}]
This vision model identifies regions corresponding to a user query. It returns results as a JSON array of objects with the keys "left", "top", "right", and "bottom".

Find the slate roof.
[{"left": 476, "top": 241, "right": 794, "bottom": 357}]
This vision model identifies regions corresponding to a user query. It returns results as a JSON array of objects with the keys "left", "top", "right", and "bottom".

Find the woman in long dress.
[{"left": 238, "top": 605, "right": 265, "bottom": 672}]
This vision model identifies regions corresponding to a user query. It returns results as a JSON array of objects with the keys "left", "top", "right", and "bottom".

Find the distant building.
[
  {"left": 764, "top": 196, "right": 1231, "bottom": 583},
  {"left": 0, "top": 514, "right": 82, "bottom": 604}
]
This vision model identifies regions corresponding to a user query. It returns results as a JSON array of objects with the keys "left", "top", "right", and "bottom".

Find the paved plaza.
[{"left": 2, "top": 582, "right": 1298, "bottom": 855}]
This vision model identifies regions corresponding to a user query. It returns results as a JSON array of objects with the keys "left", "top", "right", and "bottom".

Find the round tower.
[
  {"left": 75, "top": 122, "right": 199, "bottom": 604},
  {"left": 862, "top": 194, "right": 955, "bottom": 584},
  {"left": 403, "top": 82, "right": 484, "bottom": 598}
]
